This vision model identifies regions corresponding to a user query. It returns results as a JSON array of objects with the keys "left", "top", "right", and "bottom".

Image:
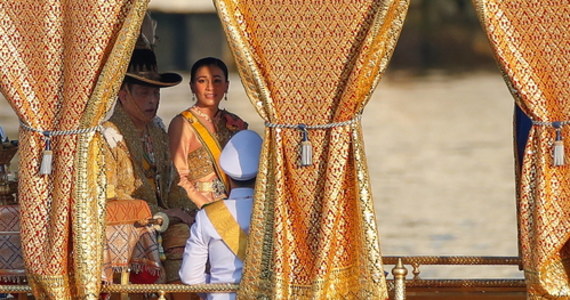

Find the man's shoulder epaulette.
[{"left": 101, "top": 122, "right": 124, "bottom": 148}]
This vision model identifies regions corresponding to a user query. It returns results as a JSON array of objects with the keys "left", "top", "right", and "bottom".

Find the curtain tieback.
[
  {"left": 20, "top": 121, "right": 102, "bottom": 175},
  {"left": 531, "top": 120, "right": 570, "bottom": 166},
  {"left": 265, "top": 114, "right": 362, "bottom": 167}
]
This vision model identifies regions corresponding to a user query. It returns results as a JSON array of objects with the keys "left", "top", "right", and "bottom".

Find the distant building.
[
  {"left": 149, "top": 0, "right": 232, "bottom": 72},
  {"left": 149, "top": 0, "right": 215, "bottom": 14},
  {"left": 148, "top": 0, "right": 495, "bottom": 74}
]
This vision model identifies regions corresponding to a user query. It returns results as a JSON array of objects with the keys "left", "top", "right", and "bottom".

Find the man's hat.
[
  {"left": 124, "top": 48, "right": 182, "bottom": 88},
  {"left": 220, "top": 130, "right": 262, "bottom": 181}
]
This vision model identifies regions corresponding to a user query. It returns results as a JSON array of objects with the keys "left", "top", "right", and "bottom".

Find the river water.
[{"left": 0, "top": 70, "right": 522, "bottom": 279}]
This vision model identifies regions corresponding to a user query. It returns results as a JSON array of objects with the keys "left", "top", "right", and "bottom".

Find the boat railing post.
[
  {"left": 120, "top": 269, "right": 129, "bottom": 300},
  {"left": 392, "top": 258, "right": 408, "bottom": 300},
  {"left": 158, "top": 291, "right": 166, "bottom": 300}
]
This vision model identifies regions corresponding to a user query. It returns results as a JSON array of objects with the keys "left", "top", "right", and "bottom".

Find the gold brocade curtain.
[
  {"left": 474, "top": 1, "right": 570, "bottom": 299},
  {"left": 0, "top": 1, "right": 148, "bottom": 298},
  {"left": 215, "top": 0, "right": 409, "bottom": 298}
]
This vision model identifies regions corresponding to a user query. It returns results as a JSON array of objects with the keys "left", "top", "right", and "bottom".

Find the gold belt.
[{"left": 194, "top": 179, "right": 225, "bottom": 195}]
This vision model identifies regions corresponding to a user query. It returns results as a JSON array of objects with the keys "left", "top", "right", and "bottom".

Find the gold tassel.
[
  {"left": 39, "top": 136, "right": 53, "bottom": 175},
  {"left": 554, "top": 123, "right": 564, "bottom": 166},
  {"left": 299, "top": 124, "right": 312, "bottom": 166}
]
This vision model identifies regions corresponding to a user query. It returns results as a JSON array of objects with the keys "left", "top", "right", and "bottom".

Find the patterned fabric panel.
[
  {"left": 0, "top": 1, "right": 149, "bottom": 297},
  {"left": 0, "top": 235, "right": 24, "bottom": 274},
  {"left": 215, "top": 0, "right": 409, "bottom": 298},
  {"left": 105, "top": 199, "right": 152, "bottom": 225},
  {"left": 130, "top": 229, "right": 161, "bottom": 273},
  {"left": 473, "top": 1, "right": 570, "bottom": 298},
  {"left": 0, "top": 205, "right": 24, "bottom": 281},
  {"left": 0, "top": 205, "right": 19, "bottom": 231},
  {"left": 102, "top": 224, "right": 160, "bottom": 283}
]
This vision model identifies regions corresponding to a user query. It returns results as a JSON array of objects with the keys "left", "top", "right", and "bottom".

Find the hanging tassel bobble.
[
  {"left": 265, "top": 115, "right": 360, "bottom": 168},
  {"left": 553, "top": 121, "right": 565, "bottom": 166},
  {"left": 152, "top": 212, "right": 169, "bottom": 262},
  {"left": 299, "top": 124, "right": 313, "bottom": 166},
  {"left": 20, "top": 123, "right": 103, "bottom": 175},
  {"left": 39, "top": 135, "right": 53, "bottom": 175},
  {"left": 157, "top": 233, "right": 166, "bottom": 262}
]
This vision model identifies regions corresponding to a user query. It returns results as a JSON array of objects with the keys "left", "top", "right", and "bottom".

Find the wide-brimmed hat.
[{"left": 124, "top": 48, "right": 182, "bottom": 88}]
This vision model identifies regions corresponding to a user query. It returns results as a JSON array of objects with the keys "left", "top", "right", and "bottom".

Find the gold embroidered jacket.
[{"left": 103, "top": 104, "right": 192, "bottom": 213}]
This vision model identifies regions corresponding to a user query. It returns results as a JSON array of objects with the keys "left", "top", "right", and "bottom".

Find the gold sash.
[
  {"left": 180, "top": 110, "right": 230, "bottom": 194},
  {"left": 203, "top": 201, "right": 248, "bottom": 261}
]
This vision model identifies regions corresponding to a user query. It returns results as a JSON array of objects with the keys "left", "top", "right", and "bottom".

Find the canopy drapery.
[
  {"left": 0, "top": 1, "right": 148, "bottom": 298},
  {"left": 474, "top": 1, "right": 570, "bottom": 298},
  {"left": 215, "top": 0, "right": 409, "bottom": 298}
]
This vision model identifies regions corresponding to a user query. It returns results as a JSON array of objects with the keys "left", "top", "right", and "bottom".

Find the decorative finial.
[{"left": 135, "top": 12, "right": 158, "bottom": 50}]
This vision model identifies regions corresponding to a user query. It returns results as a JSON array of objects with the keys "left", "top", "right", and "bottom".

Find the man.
[
  {"left": 102, "top": 48, "right": 197, "bottom": 288},
  {"left": 179, "top": 130, "right": 262, "bottom": 300}
]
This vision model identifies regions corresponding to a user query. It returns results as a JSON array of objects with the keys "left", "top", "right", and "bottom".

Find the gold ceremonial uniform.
[{"left": 103, "top": 104, "right": 196, "bottom": 283}]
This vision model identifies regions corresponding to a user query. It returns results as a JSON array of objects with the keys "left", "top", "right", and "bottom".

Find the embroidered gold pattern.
[
  {"left": 213, "top": 113, "right": 235, "bottom": 148},
  {"left": 214, "top": 0, "right": 409, "bottom": 298},
  {"left": 474, "top": 1, "right": 570, "bottom": 298},
  {"left": 186, "top": 147, "right": 215, "bottom": 180},
  {"left": 0, "top": 1, "right": 149, "bottom": 298},
  {"left": 107, "top": 104, "right": 171, "bottom": 213}
]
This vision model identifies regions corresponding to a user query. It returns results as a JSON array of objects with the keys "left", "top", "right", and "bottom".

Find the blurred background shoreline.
[{"left": 0, "top": 0, "right": 522, "bottom": 279}]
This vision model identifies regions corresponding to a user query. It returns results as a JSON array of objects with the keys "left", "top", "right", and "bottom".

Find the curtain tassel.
[
  {"left": 554, "top": 122, "right": 564, "bottom": 166},
  {"left": 39, "top": 136, "right": 53, "bottom": 175},
  {"left": 265, "top": 116, "right": 362, "bottom": 167},
  {"left": 20, "top": 122, "right": 103, "bottom": 175},
  {"left": 299, "top": 124, "right": 312, "bottom": 166}
]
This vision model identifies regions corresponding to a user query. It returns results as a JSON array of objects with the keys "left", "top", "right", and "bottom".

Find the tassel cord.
[
  {"left": 531, "top": 120, "right": 570, "bottom": 167},
  {"left": 19, "top": 122, "right": 103, "bottom": 137},
  {"left": 19, "top": 121, "right": 103, "bottom": 175},
  {"left": 264, "top": 114, "right": 362, "bottom": 131},
  {"left": 265, "top": 115, "right": 362, "bottom": 167}
]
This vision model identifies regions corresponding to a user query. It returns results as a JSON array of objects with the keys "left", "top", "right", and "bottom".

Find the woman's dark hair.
[{"left": 190, "top": 57, "right": 229, "bottom": 82}]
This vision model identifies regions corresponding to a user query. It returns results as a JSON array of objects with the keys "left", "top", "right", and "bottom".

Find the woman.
[{"left": 168, "top": 57, "right": 248, "bottom": 210}]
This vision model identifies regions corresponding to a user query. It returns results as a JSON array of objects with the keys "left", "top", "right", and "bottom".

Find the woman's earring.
[
  {"left": 192, "top": 93, "right": 196, "bottom": 101},
  {"left": 224, "top": 93, "right": 228, "bottom": 101}
]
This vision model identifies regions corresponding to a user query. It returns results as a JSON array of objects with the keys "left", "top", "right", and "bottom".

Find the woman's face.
[{"left": 190, "top": 65, "right": 228, "bottom": 109}]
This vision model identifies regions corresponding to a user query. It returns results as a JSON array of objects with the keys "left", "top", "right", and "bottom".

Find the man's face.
[{"left": 119, "top": 83, "right": 160, "bottom": 124}]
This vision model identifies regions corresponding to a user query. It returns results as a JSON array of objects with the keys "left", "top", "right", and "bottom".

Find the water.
[{"left": 0, "top": 70, "right": 522, "bottom": 279}]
